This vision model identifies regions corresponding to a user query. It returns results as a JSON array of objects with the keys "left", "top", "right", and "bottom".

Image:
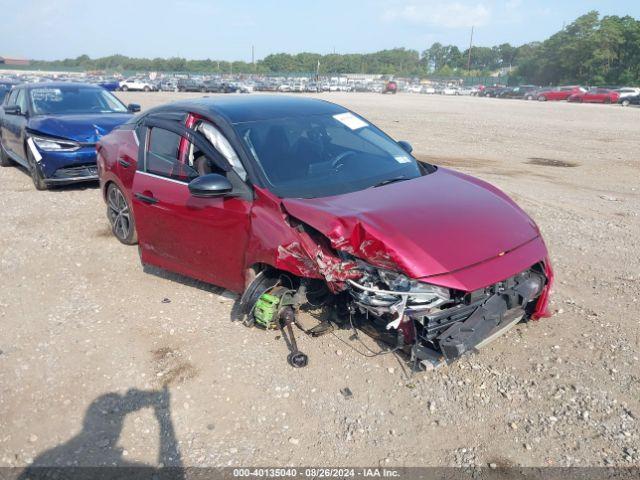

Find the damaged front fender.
[{"left": 245, "top": 188, "right": 361, "bottom": 290}]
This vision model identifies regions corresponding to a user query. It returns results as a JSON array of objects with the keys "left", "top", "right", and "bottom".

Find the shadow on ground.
[{"left": 19, "top": 386, "right": 184, "bottom": 479}]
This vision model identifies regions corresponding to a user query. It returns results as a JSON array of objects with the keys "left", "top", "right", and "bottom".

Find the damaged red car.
[{"left": 97, "top": 96, "right": 553, "bottom": 368}]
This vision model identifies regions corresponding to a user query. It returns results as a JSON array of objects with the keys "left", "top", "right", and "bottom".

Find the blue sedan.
[{"left": 0, "top": 82, "right": 140, "bottom": 190}]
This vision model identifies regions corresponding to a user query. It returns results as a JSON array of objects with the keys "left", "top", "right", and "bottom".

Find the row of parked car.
[
  {"left": 478, "top": 84, "right": 640, "bottom": 105},
  {"left": 0, "top": 80, "right": 554, "bottom": 369}
]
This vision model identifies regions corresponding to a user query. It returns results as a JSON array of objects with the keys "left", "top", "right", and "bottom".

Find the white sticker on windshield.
[
  {"left": 333, "top": 112, "right": 368, "bottom": 130},
  {"left": 31, "top": 88, "right": 63, "bottom": 102},
  {"left": 394, "top": 155, "right": 411, "bottom": 164}
]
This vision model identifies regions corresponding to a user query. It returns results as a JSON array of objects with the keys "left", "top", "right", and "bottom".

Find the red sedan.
[
  {"left": 535, "top": 86, "right": 585, "bottom": 101},
  {"left": 97, "top": 96, "right": 553, "bottom": 367},
  {"left": 568, "top": 88, "right": 620, "bottom": 104}
]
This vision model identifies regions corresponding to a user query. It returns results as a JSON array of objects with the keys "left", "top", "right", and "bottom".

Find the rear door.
[{"left": 131, "top": 117, "right": 252, "bottom": 292}]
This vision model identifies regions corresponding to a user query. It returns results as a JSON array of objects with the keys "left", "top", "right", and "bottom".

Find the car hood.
[
  {"left": 281, "top": 167, "right": 540, "bottom": 279},
  {"left": 28, "top": 113, "right": 133, "bottom": 143}
]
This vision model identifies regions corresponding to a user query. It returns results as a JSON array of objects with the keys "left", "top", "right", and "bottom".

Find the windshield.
[
  {"left": 29, "top": 87, "right": 128, "bottom": 115},
  {"left": 235, "top": 112, "right": 428, "bottom": 198}
]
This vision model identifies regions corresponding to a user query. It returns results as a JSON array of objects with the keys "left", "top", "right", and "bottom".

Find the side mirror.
[
  {"left": 188, "top": 173, "right": 233, "bottom": 197},
  {"left": 397, "top": 140, "right": 413, "bottom": 154},
  {"left": 3, "top": 105, "right": 21, "bottom": 116},
  {"left": 128, "top": 103, "right": 141, "bottom": 113}
]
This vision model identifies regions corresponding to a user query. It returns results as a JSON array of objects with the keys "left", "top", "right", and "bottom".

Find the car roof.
[
  {"left": 16, "top": 81, "right": 104, "bottom": 90},
  {"left": 148, "top": 95, "right": 349, "bottom": 124}
]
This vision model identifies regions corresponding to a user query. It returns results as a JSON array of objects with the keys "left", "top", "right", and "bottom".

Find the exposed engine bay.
[{"left": 239, "top": 257, "right": 549, "bottom": 370}]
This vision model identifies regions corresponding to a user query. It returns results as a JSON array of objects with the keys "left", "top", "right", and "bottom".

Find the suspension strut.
[{"left": 279, "top": 307, "right": 308, "bottom": 368}]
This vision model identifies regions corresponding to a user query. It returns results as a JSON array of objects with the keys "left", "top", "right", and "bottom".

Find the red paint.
[
  {"left": 539, "top": 86, "right": 584, "bottom": 101},
  {"left": 99, "top": 117, "right": 552, "bottom": 314},
  {"left": 568, "top": 89, "right": 620, "bottom": 104}
]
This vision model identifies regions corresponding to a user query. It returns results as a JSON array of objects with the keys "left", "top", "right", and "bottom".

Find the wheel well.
[{"left": 102, "top": 179, "right": 115, "bottom": 201}]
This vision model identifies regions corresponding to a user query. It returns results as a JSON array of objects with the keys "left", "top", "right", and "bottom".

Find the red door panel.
[{"left": 132, "top": 172, "right": 251, "bottom": 292}]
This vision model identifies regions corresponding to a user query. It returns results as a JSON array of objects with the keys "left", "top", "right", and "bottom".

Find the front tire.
[
  {"left": 538, "top": 95, "right": 547, "bottom": 101},
  {"left": 106, "top": 183, "right": 137, "bottom": 245},
  {"left": 121, "top": 85, "right": 129, "bottom": 91},
  {"left": 143, "top": 86, "right": 151, "bottom": 92},
  {"left": 27, "top": 148, "right": 47, "bottom": 190},
  {"left": 622, "top": 99, "right": 630, "bottom": 107}
]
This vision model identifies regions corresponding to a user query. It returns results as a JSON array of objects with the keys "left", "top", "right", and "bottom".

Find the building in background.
[{"left": 0, "top": 57, "right": 30, "bottom": 66}]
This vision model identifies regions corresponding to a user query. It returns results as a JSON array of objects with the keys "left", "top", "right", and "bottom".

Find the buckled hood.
[
  {"left": 282, "top": 167, "right": 540, "bottom": 279},
  {"left": 28, "top": 113, "right": 133, "bottom": 143}
]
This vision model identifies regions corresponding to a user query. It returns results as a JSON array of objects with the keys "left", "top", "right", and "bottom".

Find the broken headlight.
[
  {"left": 31, "top": 135, "right": 81, "bottom": 152},
  {"left": 347, "top": 260, "right": 450, "bottom": 309},
  {"left": 377, "top": 269, "right": 450, "bottom": 305}
]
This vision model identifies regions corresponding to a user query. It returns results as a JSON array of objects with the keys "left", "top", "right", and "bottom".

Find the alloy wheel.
[{"left": 107, "top": 185, "right": 131, "bottom": 241}]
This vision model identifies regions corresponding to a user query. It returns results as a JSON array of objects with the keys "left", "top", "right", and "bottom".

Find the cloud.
[{"left": 383, "top": 1, "right": 491, "bottom": 28}]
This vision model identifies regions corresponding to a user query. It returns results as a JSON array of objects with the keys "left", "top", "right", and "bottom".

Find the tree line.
[{"left": 28, "top": 11, "right": 640, "bottom": 86}]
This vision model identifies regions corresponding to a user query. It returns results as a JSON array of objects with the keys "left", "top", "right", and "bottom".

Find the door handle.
[
  {"left": 135, "top": 193, "right": 158, "bottom": 204},
  {"left": 118, "top": 157, "right": 131, "bottom": 168}
]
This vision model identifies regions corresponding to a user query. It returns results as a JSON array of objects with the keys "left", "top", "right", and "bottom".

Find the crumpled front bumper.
[{"left": 37, "top": 146, "right": 98, "bottom": 184}]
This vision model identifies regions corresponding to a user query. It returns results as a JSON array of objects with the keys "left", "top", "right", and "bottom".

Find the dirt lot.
[{"left": 1, "top": 92, "right": 638, "bottom": 469}]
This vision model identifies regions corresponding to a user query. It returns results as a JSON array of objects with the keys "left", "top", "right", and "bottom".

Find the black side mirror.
[
  {"left": 128, "top": 103, "right": 141, "bottom": 113},
  {"left": 188, "top": 173, "right": 233, "bottom": 197},
  {"left": 3, "top": 105, "right": 21, "bottom": 115},
  {"left": 398, "top": 140, "right": 413, "bottom": 154}
]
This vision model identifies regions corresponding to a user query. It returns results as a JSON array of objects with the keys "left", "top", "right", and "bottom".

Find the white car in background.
[
  {"left": 616, "top": 87, "right": 640, "bottom": 99},
  {"left": 119, "top": 78, "right": 156, "bottom": 92},
  {"left": 442, "top": 86, "right": 459, "bottom": 95},
  {"left": 421, "top": 86, "right": 436, "bottom": 94},
  {"left": 407, "top": 84, "right": 423, "bottom": 93},
  {"left": 457, "top": 87, "right": 474, "bottom": 95}
]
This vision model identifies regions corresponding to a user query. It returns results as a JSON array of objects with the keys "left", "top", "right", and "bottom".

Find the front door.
[{"left": 132, "top": 123, "right": 252, "bottom": 293}]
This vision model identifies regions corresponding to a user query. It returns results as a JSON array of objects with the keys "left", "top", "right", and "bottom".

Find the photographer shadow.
[{"left": 20, "top": 386, "right": 184, "bottom": 479}]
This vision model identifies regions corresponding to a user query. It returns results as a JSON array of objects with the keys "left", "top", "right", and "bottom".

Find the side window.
[
  {"left": 146, "top": 127, "right": 198, "bottom": 182},
  {"left": 16, "top": 89, "right": 28, "bottom": 113},
  {"left": 5, "top": 89, "right": 18, "bottom": 106}
]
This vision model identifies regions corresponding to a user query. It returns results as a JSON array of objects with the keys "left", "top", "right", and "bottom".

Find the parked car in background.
[
  {"left": 96, "top": 95, "right": 553, "bottom": 367},
  {"left": 441, "top": 86, "right": 459, "bottom": 95},
  {"left": 619, "top": 93, "right": 640, "bottom": 106},
  {"left": 94, "top": 78, "right": 120, "bottom": 92},
  {"left": 568, "top": 88, "right": 620, "bottom": 104},
  {"left": 177, "top": 78, "right": 206, "bottom": 92},
  {"left": 616, "top": 87, "right": 640, "bottom": 99},
  {"left": 0, "top": 82, "right": 139, "bottom": 190},
  {"left": 457, "top": 86, "right": 474, "bottom": 95},
  {"left": 383, "top": 81, "right": 398, "bottom": 94},
  {"left": 536, "top": 86, "right": 585, "bottom": 101},
  {"left": 499, "top": 85, "right": 537, "bottom": 99},
  {"left": 422, "top": 86, "right": 436, "bottom": 94},
  {"left": 159, "top": 80, "right": 178, "bottom": 92},
  {"left": 119, "top": 78, "right": 157, "bottom": 92},
  {"left": 203, "top": 80, "right": 237, "bottom": 93},
  {"left": 480, "top": 86, "right": 507, "bottom": 97}
]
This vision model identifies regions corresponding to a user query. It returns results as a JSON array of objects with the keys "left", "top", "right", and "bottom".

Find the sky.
[{"left": 1, "top": 0, "right": 639, "bottom": 61}]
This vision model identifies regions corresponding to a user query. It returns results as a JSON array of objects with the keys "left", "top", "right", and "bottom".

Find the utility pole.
[
  {"left": 251, "top": 45, "right": 255, "bottom": 68},
  {"left": 467, "top": 25, "right": 474, "bottom": 74}
]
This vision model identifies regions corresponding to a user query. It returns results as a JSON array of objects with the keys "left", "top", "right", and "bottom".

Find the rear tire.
[
  {"left": 26, "top": 148, "right": 47, "bottom": 190},
  {"left": 537, "top": 95, "right": 547, "bottom": 101},
  {"left": 121, "top": 85, "right": 129, "bottom": 91},
  {"left": 143, "top": 86, "right": 150, "bottom": 92},
  {"left": 0, "top": 141, "right": 12, "bottom": 167},
  {"left": 107, "top": 183, "right": 137, "bottom": 245},
  {"left": 622, "top": 99, "right": 630, "bottom": 107}
]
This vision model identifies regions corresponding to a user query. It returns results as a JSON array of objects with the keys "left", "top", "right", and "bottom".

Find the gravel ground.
[{"left": 0, "top": 92, "right": 638, "bottom": 469}]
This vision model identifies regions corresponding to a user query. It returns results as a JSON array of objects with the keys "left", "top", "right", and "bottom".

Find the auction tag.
[
  {"left": 333, "top": 112, "right": 368, "bottom": 130},
  {"left": 394, "top": 155, "right": 411, "bottom": 164}
]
